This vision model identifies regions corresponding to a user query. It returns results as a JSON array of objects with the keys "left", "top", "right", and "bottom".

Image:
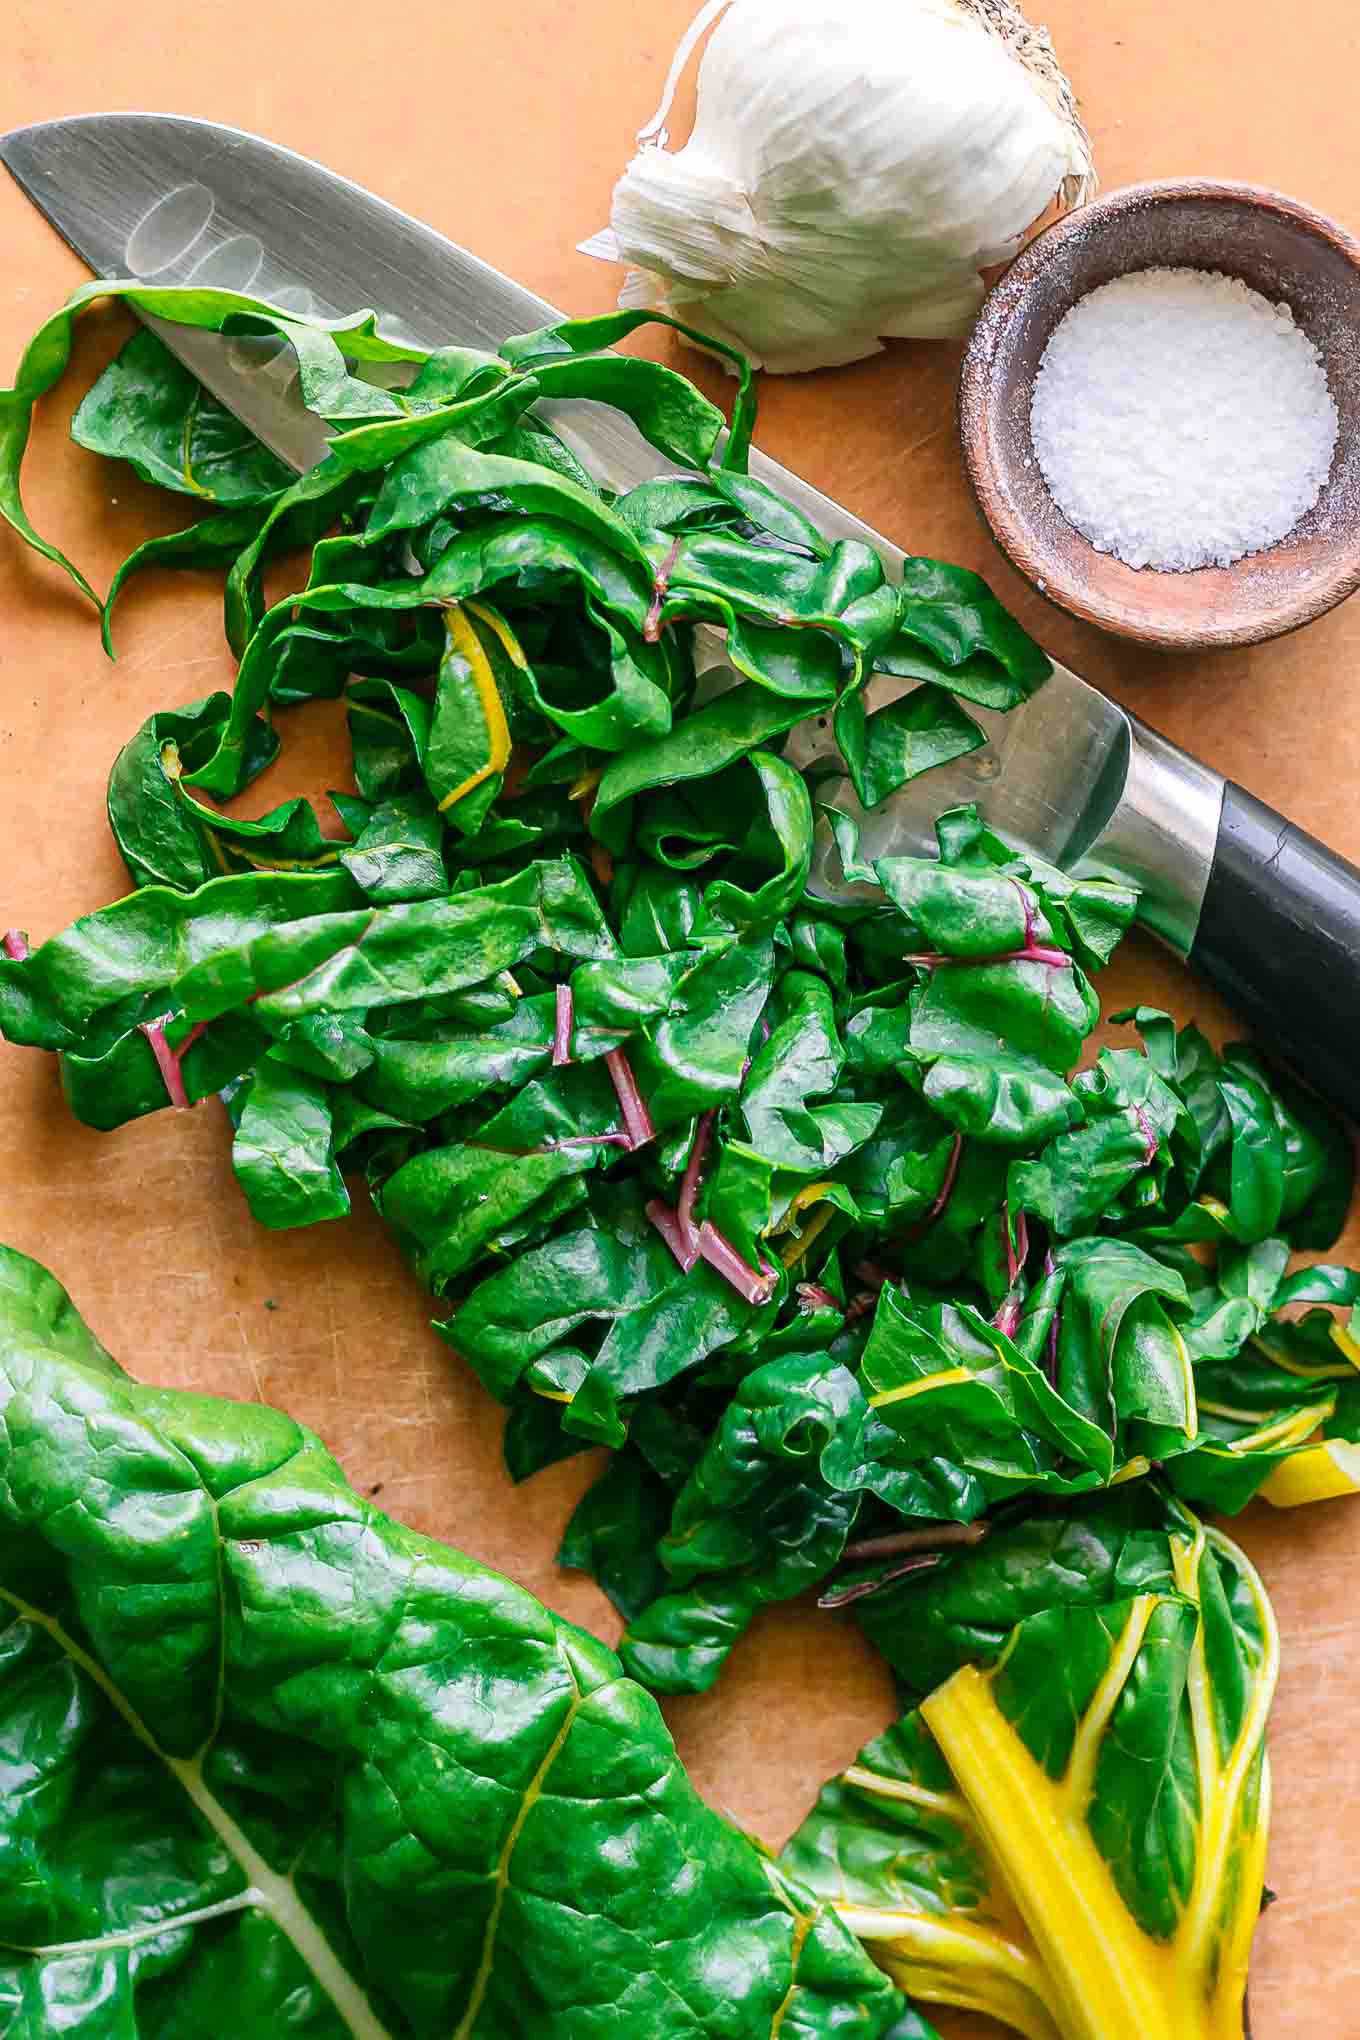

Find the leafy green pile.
[
  {"left": 3, "top": 278, "right": 1359, "bottom": 2040},
  {"left": 2, "top": 283, "right": 1359, "bottom": 1716},
  {"left": 0, "top": 1241, "right": 912, "bottom": 2039}
]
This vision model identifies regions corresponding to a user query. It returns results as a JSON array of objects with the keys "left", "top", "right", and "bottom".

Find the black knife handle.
[{"left": 1188, "top": 782, "right": 1360, "bottom": 1123}]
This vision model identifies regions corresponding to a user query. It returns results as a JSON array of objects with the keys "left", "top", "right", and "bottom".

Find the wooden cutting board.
[{"left": 2, "top": 3, "right": 1358, "bottom": 2033}]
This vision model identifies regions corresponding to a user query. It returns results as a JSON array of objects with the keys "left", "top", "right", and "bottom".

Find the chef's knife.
[{"left": 4, "top": 112, "right": 1359, "bottom": 1119}]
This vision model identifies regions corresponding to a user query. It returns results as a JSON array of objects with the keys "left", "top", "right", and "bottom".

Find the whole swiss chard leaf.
[{"left": 0, "top": 1242, "right": 908, "bottom": 2040}]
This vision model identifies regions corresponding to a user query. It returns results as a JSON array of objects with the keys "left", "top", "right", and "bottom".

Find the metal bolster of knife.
[{"left": 1076, "top": 719, "right": 1225, "bottom": 957}]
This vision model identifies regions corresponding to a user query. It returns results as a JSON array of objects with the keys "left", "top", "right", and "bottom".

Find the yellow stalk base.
[
  {"left": 1260, "top": 1438, "right": 1360, "bottom": 1506},
  {"left": 923, "top": 1601, "right": 1222, "bottom": 2040}
]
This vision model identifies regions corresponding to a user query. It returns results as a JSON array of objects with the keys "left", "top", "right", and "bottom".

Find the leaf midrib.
[
  {"left": 449, "top": 1679, "right": 584, "bottom": 2040},
  {"left": 0, "top": 1587, "right": 392, "bottom": 2040}
]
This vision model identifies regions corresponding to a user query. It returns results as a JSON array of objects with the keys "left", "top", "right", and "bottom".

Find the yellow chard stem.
[
  {"left": 436, "top": 604, "right": 512, "bottom": 813},
  {"left": 864, "top": 1916, "right": 1063, "bottom": 2040},
  {"left": 1171, "top": 1528, "right": 1278, "bottom": 2039},
  {"left": 922, "top": 1597, "right": 1195, "bottom": 2040},
  {"left": 1329, "top": 1319, "right": 1360, "bottom": 1371},
  {"left": 1259, "top": 1438, "right": 1360, "bottom": 1505}
]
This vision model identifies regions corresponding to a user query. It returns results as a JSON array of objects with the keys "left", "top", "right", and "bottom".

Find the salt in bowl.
[{"left": 959, "top": 179, "right": 1360, "bottom": 650}]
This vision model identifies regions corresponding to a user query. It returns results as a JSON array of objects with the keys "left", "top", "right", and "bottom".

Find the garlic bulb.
[{"left": 584, "top": 0, "right": 1094, "bottom": 373}]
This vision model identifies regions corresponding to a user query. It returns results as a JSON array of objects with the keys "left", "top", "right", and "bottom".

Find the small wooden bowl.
[{"left": 959, "top": 180, "right": 1360, "bottom": 650}]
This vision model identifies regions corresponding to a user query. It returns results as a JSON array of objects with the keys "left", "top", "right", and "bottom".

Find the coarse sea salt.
[{"left": 1030, "top": 267, "right": 1339, "bottom": 572}]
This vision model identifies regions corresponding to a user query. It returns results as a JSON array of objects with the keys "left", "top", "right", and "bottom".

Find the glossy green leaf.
[
  {"left": 593, "top": 683, "right": 816, "bottom": 833},
  {"left": 106, "top": 695, "right": 276, "bottom": 890},
  {"left": 0, "top": 869, "right": 361, "bottom": 1049},
  {"left": 631, "top": 933, "right": 775, "bottom": 1127},
  {"left": 366, "top": 438, "right": 649, "bottom": 563},
  {"left": 499, "top": 306, "right": 757, "bottom": 469},
  {"left": 834, "top": 684, "right": 985, "bottom": 810},
  {"left": 529, "top": 353, "right": 727, "bottom": 471},
  {"left": 881, "top": 558, "right": 1052, "bottom": 711},
  {"left": 860, "top": 1287, "right": 1118, "bottom": 1492},
  {"left": 1049, "top": 1238, "right": 1194, "bottom": 1458},
  {"left": 741, "top": 971, "right": 881, "bottom": 1172},
  {"left": 1010, "top": 1049, "right": 1187, "bottom": 1236},
  {"left": 72, "top": 327, "right": 294, "bottom": 504},
  {"left": 347, "top": 680, "right": 432, "bottom": 802},
  {"left": 1, "top": 278, "right": 427, "bottom": 608},
  {"left": 556, "top": 1450, "right": 674, "bottom": 1622},
  {"left": 700, "top": 750, "right": 814, "bottom": 933},
  {"left": 0, "top": 1242, "right": 906, "bottom": 2039},
  {"left": 854, "top": 1483, "right": 1185, "bottom": 1693},
  {"left": 445, "top": 1215, "right": 757, "bottom": 1408},
  {"left": 617, "top": 1352, "right": 864, "bottom": 1692},
  {"left": 339, "top": 793, "right": 447, "bottom": 903},
  {"left": 230, "top": 1058, "right": 350, "bottom": 1228},
  {"left": 173, "top": 858, "right": 615, "bottom": 1029},
  {"left": 101, "top": 501, "right": 275, "bottom": 655}
]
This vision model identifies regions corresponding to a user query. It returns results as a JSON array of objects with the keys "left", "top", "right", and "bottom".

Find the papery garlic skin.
[{"left": 599, "top": 0, "right": 1094, "bottom": 373}]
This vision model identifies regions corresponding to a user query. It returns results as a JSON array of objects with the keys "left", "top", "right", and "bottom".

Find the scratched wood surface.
[{"left": 2, "top": 3, "right": 1359, "bottom": 2033}]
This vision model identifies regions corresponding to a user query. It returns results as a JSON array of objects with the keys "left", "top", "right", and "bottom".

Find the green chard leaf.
[
  {"left": 0, "top": 1243, "right": 906, "bottom": 2039},
  {"left": 229, "top": 1057, "right": 350, "bottom": 1229},
  {"left": 339, "top": 792, "right": 448, "bottom": 903},
  {"left": 106, "top": 694, "right": 282, "bottom": 891},
  {"left": 72, "top": 327, "right": 294, "bottom": 504},
  {"left": 442, "top": 1217, "right": 760, "bottom": 1420},
  {"left": 618, "top": 1351, "right": 866, "bottom": 1694},
  {"left": 1, "top": 279, "right": 430, "bottom": 607},
  {"left": 556, "top": 1449, "right": 675, "bottom": 1622},
  {"left": 881, "top": 558, "right": 1052, "bottom": 711},
  {"left": 0, "top": 869, "right": 362, "bottom": 1051}
]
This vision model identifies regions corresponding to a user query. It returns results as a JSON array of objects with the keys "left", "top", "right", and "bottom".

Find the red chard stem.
[
  {"left": 842, "top": 1521, "right": 989, "bottom": 1563},
  {"left": 647, "top": 1198, "right": 700, "bottom": 1272},
  {"left": 552, "top": 982, "right": 573, "bottom": 1066},
  {"left": 1014, "top": 877, "right": 1038, "bottom": 950},
  {"left": 697, "top": 1221, "right": 778, "bottom": 1305},
  {"left": 923, "top": 1134, "right": 963, "bottom": 1227},
  {"left": 676, "top": 1108, "right": 716, "bottom": 1252},
  {"left": 604, "top": 1048, "right": 655, "bottom": 1150},
  {"left": 992, "top": 1292, "right": 1022, "bottom": 1340},
  {"left": 818, "top": 1552, "right": 943, "bottom": 1609},
  {"left": 138, "top": 1013, "right": 192, "bottom": 1111},
  {"left": 904, "top": 945, "right": 1072, "bottom": 970},
  {"left": 552, "top": 1132, "right": 633, "bottom": 1150},
  {"left": 1002, "top": 1203, "right": 1030, "bottom": 1288},
  {"left": 643, "top": 537, "right": 682, "bottom": 642}
]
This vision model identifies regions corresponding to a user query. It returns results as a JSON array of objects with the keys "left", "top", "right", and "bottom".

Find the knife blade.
[{"left": 4, "top": 112, "right": 1359, "bottom": 1119}]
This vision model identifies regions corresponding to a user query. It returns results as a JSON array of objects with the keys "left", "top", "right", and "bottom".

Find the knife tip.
[
  {"left": 0, "top": 118, "right": 48, "bottom": 167},
  {"left": 0, "top": 112, "right": 99, "bottom": 180}
]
